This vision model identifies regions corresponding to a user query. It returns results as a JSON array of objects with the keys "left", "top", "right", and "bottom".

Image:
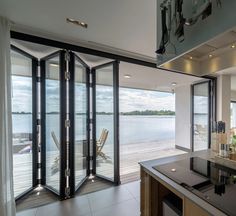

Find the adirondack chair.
[
  {"left": 51, "top": 131, "right": 60, "bottom": 175},
  {"left": 96, "top": 129, "right": 109, "bottom": 160}
]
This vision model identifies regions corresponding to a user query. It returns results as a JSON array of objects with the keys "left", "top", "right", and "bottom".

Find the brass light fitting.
[{"left": 66, "top": 18, "right": 88, "bottom": 28}]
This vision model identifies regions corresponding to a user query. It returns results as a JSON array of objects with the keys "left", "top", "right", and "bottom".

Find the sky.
[
  {"left": 12, "top": 76, "right": 32, "bottom": 112},
  {"left": 119, "top": 88, "right": 175, "bottom": 112},
  {"left": 12, "top": 77, "right": 176, "bottom": 113},
  {"left": 12, "top": 76, "right": 210, "bottom": 114}
]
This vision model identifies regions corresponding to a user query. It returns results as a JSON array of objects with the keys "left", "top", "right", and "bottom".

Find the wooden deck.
[
  {"left": 13, "top": 140, "right": 186, "bottom": 198},
  {"left": 120, "top": 140, "right": 186, "bottom": 183}
]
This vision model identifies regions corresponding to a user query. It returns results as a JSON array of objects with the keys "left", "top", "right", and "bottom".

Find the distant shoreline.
[
  {"left": 13, "top": 111, "right": 207, "bottom": 116},
  {"left": 13, "top": 110, "right": 175, "bottom": 116}
]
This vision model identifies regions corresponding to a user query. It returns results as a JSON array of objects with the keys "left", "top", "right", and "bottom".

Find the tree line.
[{"left": 120, "top": 110, "right": 175, "bottom": 116}]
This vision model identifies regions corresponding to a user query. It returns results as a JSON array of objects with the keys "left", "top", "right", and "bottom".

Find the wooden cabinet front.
[{"left": 140, "top": 167, "right": 210, "bottom": 216}]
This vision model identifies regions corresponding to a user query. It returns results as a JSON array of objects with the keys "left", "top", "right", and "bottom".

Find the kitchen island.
[{"left": 139, "top": 150, "right": 234, "bottom": 216}]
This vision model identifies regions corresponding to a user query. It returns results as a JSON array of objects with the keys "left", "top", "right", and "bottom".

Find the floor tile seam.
[
  {"left": 90, "top": 197, "right": 135, "bottom": 213},
  {"left": 86, "top": 194, "right": 94, "bottom": 215},
  {"left": 34, "top": 208, "right": 38, "bottom": 216},
  {"left": 87, "top": 192, "right": 133, "bottom": 205},
  {"left": 123, "top": 185, "right": 139, "bottom": 200},
  {"left": 87, "top": 186, "right": 132, "bottom": 201}
]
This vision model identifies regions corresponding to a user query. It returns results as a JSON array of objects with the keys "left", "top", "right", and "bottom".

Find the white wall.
[
  {"left": 217, "top": 75, "right": 231, "bottom": 132},
  {"left": 231, "top": 90, "right": 236, "bottom": 101},
  {"left": 175, "top": 85, "right": 191, "bottom": 150}
]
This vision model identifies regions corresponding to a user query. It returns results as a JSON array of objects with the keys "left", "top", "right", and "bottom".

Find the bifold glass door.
[
  {"left": 41, "top": 52, "right": 61, "bottom": 194},
  {"left": 11, "top": 47, "right": 37, "bottom": 199},
  {"left": 73, "top": 54, "right": 90, "bottom": 190},
  {"left": 192, "top": 81, "right": 210, "bottom": 151},
  {"left": 92, "top": 61, "right": 120, "bottom": 184},
  {"left": 11, "top": 46, "right": 120, "bottom": 200},
  {"left": 41, "top": 51, "right": 91, "bottom": 198}
]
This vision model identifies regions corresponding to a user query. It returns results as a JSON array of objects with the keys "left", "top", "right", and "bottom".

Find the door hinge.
[
  {"left": 65, "top": 169, "right": 70, "bottom": 177},
  {"left": 65, "top": 52, "right": 70, "bottom": 62},
  {"left": 65, "top": 187, "right": 70, "bottom": 198},
  {"left": 65, "top": 119, "right": 71, "bottom": 128},
  {"left": 36, "top": 119, "right": 41, "bottom": 125},
  {"left": 65, "top": 71, "right": 70, "bottom": 80}
]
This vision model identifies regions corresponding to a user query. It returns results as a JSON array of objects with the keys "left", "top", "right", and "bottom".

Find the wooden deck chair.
[
  {"left": 51, "top": 131, "right": 60, "bottom": 150},
  {"left": 195, "top": 124, "right": 207, "bottom": 141},
  {"left": 51, "top": 131, "right": 60, "bottom": 175},
  {"left": 96, "top": 129, "right": 109, "bottom": 160}
]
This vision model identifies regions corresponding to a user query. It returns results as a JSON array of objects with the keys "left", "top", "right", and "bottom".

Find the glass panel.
[
  {"left": 74, "top": 58, "right": 87, "bottom": 187},
  {"left": 45, "top": 55, "right": 60, "bottom": 192},
  {"left": 95, "top": 64, "right": 114, "bottom": 180},
  {"left": 193, "top": 82, "right": 209, "bottom": 151},
  {"left": 11, "top": 50, "right": 33, "bottom": 197}
]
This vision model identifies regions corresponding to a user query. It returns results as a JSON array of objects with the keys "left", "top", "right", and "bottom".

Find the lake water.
[
  {"left": 12, "top": 114, "right": 208, "bottom": 150},
  {"left": 12, "top": 114, "right": 175, "bottom": 147},
  {"left": 120, "top": 115, "right": 175, "bottom": 144}
]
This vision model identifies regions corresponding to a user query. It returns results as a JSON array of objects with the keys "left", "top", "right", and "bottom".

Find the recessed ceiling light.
[
  {"left": 124, "top": 74, "right": 131, "bottom": 79},
  {"left": 208, "top": 54, "right": 213, "bottom": 58},
  {"left": 189, "top": 56, "right": 193, "bottom": 60},
  {"left": 231, "top": 44, "right": 235, "bottom": 48},
  {"left": 171, "top": 82, "right": 177, "bottom": 86},
  {"left": 66, "top": 18, "right": 88, "bottom": 28}
]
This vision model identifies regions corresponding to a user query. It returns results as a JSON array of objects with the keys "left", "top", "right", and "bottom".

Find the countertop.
[{"left": 139, "top": 150, "right": 228, "bottom": 216}]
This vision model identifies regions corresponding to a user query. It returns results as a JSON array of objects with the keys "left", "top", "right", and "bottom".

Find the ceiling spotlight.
[
  {"left": 66, "top": 18, "right": 88, "bottom": 28},
  {"left": 231, "top": 44, "right": 235, "bottom": 48},
  {"left": 171, "top": 82, "right": 177, "bottom": 86},
  {"left": 208, "top": 54, "right": 213, "bottom": 58},
  {"left": 189, "top": 56, "right": 193, "bottom": 60},
  {"left": 124, "top": 74, "right": 131, "bottom": 79}
]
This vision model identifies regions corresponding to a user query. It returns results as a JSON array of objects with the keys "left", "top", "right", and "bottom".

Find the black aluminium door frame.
[
  {"left": 191, "top": 79, "right": 213, "bottom": 152},
  {"left": 91, "top": 60, "right": 120, "bottom": 185},
  {"left": 11, "top": 45, "right": 38, "bottom": 201},
  {"left": 40, "top": 50, "right": 67, "bottom": 198},
  {"left": 74, "top": 53, "right": 91, "bottom": 178},
  {"left": 69, "top": 53, "right": 91, "bottom": 194}
]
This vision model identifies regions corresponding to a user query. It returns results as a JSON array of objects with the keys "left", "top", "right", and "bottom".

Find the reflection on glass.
[
  {"left": 74, "top": 58, "right": 87, "bottom": 187},
  {"left": 11, "top": 50, "right": 33, "bottom": 197},
  {"left": 193, "top": 82, "right": 209, "bottom": 151},
  {"left": 45, "top": 56, "right": 60, "bottom": 192},
  {"left": 96, "top": 65, "right": 114, "bottom": 180}
]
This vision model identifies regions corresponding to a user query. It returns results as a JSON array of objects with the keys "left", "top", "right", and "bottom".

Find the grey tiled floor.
[{"left": 16, "top": 181, "right": 140, "bottom": 216}]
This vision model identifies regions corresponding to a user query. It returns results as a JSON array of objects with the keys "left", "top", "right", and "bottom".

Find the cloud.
[
  {"left": 12, "top": 76, "right": 175, "bottom": 113},
  {"left": 194, "top": 96, "right": 208, "bottom": 114},
  {"left": 12, "top": 76, "right": 32, "bottom": 112},
  {"left": 119, "top": 88, "right": 175, "bottom": 112}
]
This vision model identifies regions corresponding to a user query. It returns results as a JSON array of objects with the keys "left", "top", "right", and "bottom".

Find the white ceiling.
[
  {"left": 119, "top": 62, "right": 202, "bottom": 92},
  {"left": 11, "top": 39, "right": 202, "bottom": 92},
  {"left": 73, "top": 51, "right": 204, "bottom": 92},
  {"left": 1, "top": 0, "right": 156, "bottom": 60},
  {"left": 184, "top": 29, "right": 236, "bottom": 60}
]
